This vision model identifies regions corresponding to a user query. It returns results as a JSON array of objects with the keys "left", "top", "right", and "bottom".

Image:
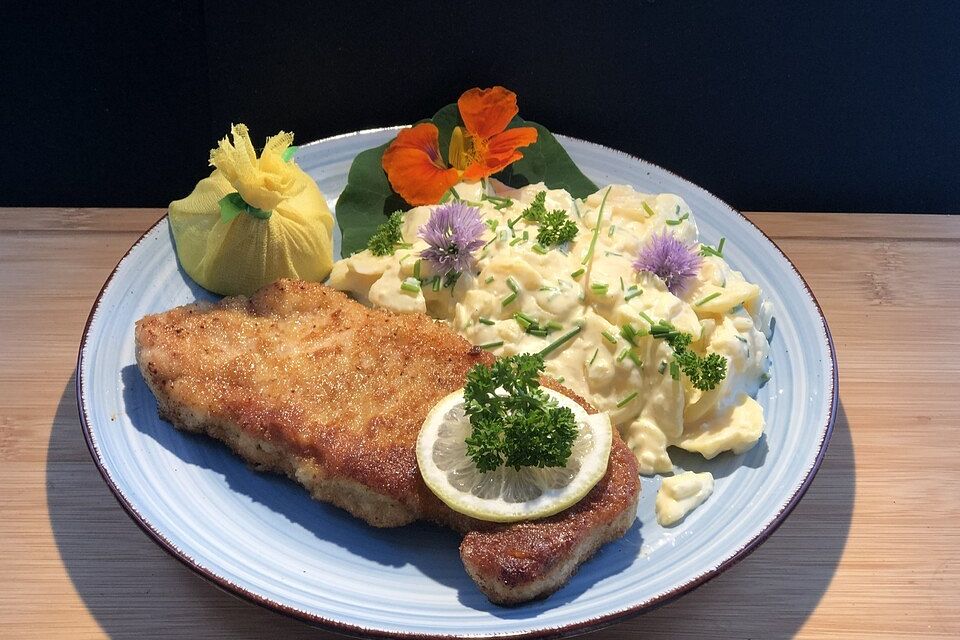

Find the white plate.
[{"left": 79, "top": 128, "right": 837, "bottom": 638}]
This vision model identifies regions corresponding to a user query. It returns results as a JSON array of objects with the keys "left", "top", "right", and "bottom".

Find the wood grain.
[{"left": 1, "top": 209, "right": 958, "bottom": 639}]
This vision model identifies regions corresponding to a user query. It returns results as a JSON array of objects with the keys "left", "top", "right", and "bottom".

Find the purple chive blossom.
[
  {"left": 633, "top": 232, "right": 702, "bottom": 295},
  {"left": 418, "top": 202, "right": 487, "bottom": 277}
]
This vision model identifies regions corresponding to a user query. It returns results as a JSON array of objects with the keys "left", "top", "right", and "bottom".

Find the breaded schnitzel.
[{"left": 135, "top": 279, "right": 639, "bottom": 604}]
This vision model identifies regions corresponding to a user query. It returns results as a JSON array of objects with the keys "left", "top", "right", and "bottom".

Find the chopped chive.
[
  {"left": 413, "top": 259, "right": 422, "bottom": 279},
  {"left": 509, "top": 235, "right": 524, "bottom": 246},
  {"left": 626, "top": 349, "right": 643, "bottom": 367},
  {"left": 501, "top": 292, "right": 518, "bottom": 307},
  {"left": 616, "top": 391, "right": 638, "bottom": 408},
  {"left": 546, "top": 320, "right": 563, "bottom": 331},
  {"left": 478, "top": 340, "right": 503, "bottom": 350},
  {"left": 604, "top": 250, "right": 623, "bottom": 257},
  {"left": 483, "top": 194, "right": 513, "bottom": 209},
  {"left": 669, "top": 360, "right": 681, "bottom": 380},
  {"left": 479, "top": 317, "right": 495, "bottom": 326},
  {"left": 432, "top": 276, "right": 441, "bottom": 291},
  {"left": 507, "top": 214, "right": 523, "bottom": 229},
  {"left": 616, "top": 349, "right": 630, "bottom": 362},
  {"left": 658, "top": 361, "right": 667, "bottom": 374},
  {"left": 624, "top": 288, "right": 643, "bottom": 302},
  {"left": 556, "top": 376, "right": 565, "bottom": 383},
  {"left": 400, "top": 278, "right": 421, "bottom": 294},
  {"left": 528, "top": 328, "right": 549, "bottom": 337},
  {"left": 588, "top": 348, "right": 599, "bottom": 365},
  {"left": 700, "top": 237, "right": 727, "bottom": 258},
  {"left": 449, "top": 187, "right": 461, "bottom": 201},
  {"left": 696, "top": 292, "right": 722, "bottom": 307},
  {"left": 531, "top": 243, "right": 547, "bottom": 255},
  {"left": 485, "top": 219, "right": 499, "bottom": 232},
  {"left": 735, "top": 335, "right": 748, "bottom": 344},
  {"left": 590, "top": 282, "right": 609, "bottom": 295},
  {"left": 666, "top": 212, "right": 690, "bottom": 226},
  {"left": 608, "top": 224, "right": 617, "bottom": 237},
  {"left": 581, "top": 186, "right": 612, "bottom": 266},
  {"left": 538, "top": 325, "right": 583, "bottom": 357},
  {"left": 601, "top": 330, "right": 618, "bottom": 344},
  {"left": 522, "top": 230, "right": 529, "bottom": 240},
  {"left": 642, "top": 202, "right": 656, "bottom": 218},
  {"left": 572, "top": 199, "right": 583, "bottom": 219},
  {"left": 514, "top": 312, "right": 535, "bottom": 329},
  {"left": 620, "top": 276, "right": 625, "bottom": 291},
  {"left": 570, "top": 267, "right": 585, "bottom": 279},
  {"left": 639, "top": 311, "right": 655, "bottom": 325},
  {"left": 620, "top": 323, "right": 638, "bottom": 345},
  {"left": 485, "top": 276, "right": 495, "bottom": 284},
  {"left": 665, "top": 219, "right": 681, "bottom": 226},
  {"left": 506, "top": 276, "right": 520, "bottom": 293}
]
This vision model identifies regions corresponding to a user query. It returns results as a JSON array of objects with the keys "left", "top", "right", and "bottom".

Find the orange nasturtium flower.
[{"left": 381, "top": 87, "right": 539, "bottom": 205}]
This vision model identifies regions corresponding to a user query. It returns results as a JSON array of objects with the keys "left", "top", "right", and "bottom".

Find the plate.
[{"left": 78, "top": 128, "right": 837, "bottom": 638}]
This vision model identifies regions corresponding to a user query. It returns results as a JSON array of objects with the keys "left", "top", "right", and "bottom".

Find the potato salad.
[{"left": 329, "top": 180, "right": 772, "bottom": 475}]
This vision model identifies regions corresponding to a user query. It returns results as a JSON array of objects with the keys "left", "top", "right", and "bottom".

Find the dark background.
[{"left": 3, "top": 1, "right": 959, "bottom": 213}]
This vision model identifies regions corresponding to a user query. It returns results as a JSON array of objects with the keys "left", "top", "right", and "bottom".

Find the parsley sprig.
[
  {"left": 645, "top": 318, "right": 728, "bottom": 391},
  {"left": 463, "top": 354, "right": 577, "bottom": 472},
  {"left": 521, "top": 191, "right": 578, "bottom": 247},
  {"left": 367, "top": 210, "right": 410, "bottom": 256}
]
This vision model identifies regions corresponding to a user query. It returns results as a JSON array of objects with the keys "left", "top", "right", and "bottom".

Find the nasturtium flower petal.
[
  {"left": 382, "top": 123, "right": 460, "bottom": 205},
  {"left": 458, "top": 86, "right": 520, "bottom": 140}
]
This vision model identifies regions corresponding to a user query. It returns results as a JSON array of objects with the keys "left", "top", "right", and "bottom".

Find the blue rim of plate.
[{"left": 76, "top": 127, "right": 838, "bottom": 640}]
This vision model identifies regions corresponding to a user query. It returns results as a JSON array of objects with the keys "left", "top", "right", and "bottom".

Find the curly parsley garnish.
[
  {"left": 646, "top": 318, "right": 727, "bottom": 391},
  {"left": 366, "top": 210, "right": 410, "bottom": 256},
  {"left": 520, "top": 191, "right": 578, "bottom": 247},
  {"left": 463, "top": 353, "right": 577, "bottom": 472}
]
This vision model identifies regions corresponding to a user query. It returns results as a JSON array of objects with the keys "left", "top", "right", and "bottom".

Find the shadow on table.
[{"left": 48, "top": 370, "right": 853, "bottom": 640}]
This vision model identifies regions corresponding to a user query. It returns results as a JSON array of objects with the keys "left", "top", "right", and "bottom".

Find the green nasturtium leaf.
[
  {"left": 335, "top": 142, "right": 408, "bottom": 256},
  {"left": 495, "top": 120, "right": 597, "bottom": 199},
  {"left": 335, "top": 103, "right": 598, "bottom": 256}
]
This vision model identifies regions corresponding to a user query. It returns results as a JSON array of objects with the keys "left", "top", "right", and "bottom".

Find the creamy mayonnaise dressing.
[
  {"left": 329, "top": 180, "right": 772, "bottom": 477},
  {"left": 655, "top": 471, "right": 714, "bottom": 526}
]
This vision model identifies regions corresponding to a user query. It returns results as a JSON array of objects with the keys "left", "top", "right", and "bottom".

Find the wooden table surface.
[{"left": 1, "top": 208, "right": 958, "bottom": 639}]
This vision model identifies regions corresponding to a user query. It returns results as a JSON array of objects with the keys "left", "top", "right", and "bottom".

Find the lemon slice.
[{"left": 416, "top": 388, "right": 613, "bottom": 522}]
